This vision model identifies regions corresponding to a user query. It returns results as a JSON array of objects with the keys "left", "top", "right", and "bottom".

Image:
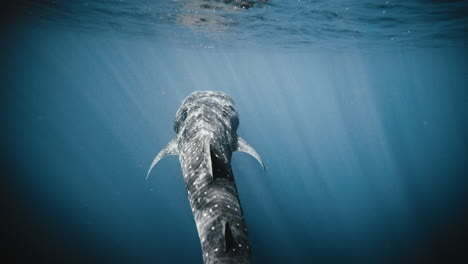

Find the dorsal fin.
[
  {"left": 146, "top": 138, "right": 179, "bottom": 180},
  {"left": 207, "top": 137, "right": 232, "bottom": 181},
  {"left": 236, "top": 137, "right": 265, "bottom": 171},
  {"left": 210, "top": 146, "right": 222, "bottom": 180},
  {"left": 224, "top": 222, "right": 236, "bottom": 252},
  {"left": 203, "top": 136, "right": 215, "bottom": 180}
]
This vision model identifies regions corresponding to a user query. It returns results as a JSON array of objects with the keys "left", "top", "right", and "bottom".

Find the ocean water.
[{"left": 2, "top": 1, "right": 467, "bottom": 263}]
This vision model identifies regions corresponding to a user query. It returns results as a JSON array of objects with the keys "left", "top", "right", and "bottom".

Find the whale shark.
[{"left": 147, "top": 91, "right": 264, "bottom": 264}]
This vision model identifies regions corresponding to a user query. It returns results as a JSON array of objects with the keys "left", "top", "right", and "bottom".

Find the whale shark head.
[
  {"left": 147, "top": 91, "right": 264, "bottom": 180},
  {"left": 173, "top": 91, "right": 239, "bottom": 137}
]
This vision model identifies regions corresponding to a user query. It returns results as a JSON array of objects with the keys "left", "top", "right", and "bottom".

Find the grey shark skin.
[{"left": 147, "top": 91, "right": 264, "bottom": 264}]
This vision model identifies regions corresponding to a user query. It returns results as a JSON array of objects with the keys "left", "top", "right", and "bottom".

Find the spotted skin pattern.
[{"left": 148, "top": 91, "right": 264, "bottom": 264}]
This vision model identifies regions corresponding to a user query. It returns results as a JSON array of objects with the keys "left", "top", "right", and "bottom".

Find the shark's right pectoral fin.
[
  {"left": 146, "top": 138, "right": 179, "bottom": 180},
  {"left": 236, "top": 137, "right": 265, "bottom": 172}
]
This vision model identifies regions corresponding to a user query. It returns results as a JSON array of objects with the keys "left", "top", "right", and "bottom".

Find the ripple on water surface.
[{"left": 9, "top": 0, "right": 468, "bottom": 49}]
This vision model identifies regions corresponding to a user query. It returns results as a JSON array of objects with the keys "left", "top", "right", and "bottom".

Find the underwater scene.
[{"left": 2, "top": 0, "right": 467, "bottom": 263}]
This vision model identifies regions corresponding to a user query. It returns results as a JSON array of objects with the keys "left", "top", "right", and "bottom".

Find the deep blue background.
[{"left": 2, "top": 1, "right": 467, "bottom": 263}]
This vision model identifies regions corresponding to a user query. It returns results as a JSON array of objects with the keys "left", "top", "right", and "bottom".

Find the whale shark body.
[{"left": 147, "top": 91, "right": 264, "bottom": 264}]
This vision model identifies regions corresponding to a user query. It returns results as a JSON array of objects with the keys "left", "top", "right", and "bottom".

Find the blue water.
[{"left": 2, "top": 1, "right": 467, "bottom": 263}]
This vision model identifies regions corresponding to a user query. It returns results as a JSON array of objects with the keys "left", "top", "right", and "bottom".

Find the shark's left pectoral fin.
[
  {"left": 147, "top": 138, "right": 179, "bottom": 180},
  {"left": 236, "top": 137, "right": 265, "bottom": 172}
]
